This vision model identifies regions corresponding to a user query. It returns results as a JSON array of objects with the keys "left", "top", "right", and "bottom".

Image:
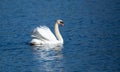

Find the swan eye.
[{"left": 60, "top": 21, "right": 64, "bottom": 24}]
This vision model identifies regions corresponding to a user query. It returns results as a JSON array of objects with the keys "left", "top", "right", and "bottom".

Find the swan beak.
[
  {"left": 61, "top": 24, "right": 64, "bottom": 26},
  {"left": 60, "top": 22, "right": 64, "bottom": 26}
]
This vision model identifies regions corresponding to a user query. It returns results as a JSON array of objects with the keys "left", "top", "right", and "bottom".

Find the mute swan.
[{"left": 30, "top": 19, "right": 64, "bottom": 46}]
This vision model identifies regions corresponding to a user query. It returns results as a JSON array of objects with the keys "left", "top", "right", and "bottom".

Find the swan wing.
[{"left": 31, "top": 26, "right": 57, "bottom": 41}]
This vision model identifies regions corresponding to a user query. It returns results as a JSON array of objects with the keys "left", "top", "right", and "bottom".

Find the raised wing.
[{"left": 31, "top": 26, "right": 57, "bottom": 41}]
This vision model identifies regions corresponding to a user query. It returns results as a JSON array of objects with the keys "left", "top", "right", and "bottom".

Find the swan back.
[{"left": 31, "top": 26, "right": 57, "bottom": 41}]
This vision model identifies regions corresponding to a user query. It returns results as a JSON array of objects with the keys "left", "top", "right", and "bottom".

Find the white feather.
[
  {"left": 31, "top": 26, "right": 57, "bottom": 41},
  {"left": 30, "top": 20, "right": 64, "bottom": 46}
]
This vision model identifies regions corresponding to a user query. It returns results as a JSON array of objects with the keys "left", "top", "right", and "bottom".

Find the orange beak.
[
  {"left": 61, "top": 24, "right": 64, "bottom": 26},
  {"left": 60, "top": 22, "right": 64, "bottom": 26}
]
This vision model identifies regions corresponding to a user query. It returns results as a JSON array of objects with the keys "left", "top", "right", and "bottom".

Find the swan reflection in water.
[{"left": 31, "top": 45, "right": 64, "bottom": 72}]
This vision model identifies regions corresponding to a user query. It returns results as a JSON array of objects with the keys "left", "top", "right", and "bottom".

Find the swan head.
[{"left": 56, "top": 19, "right": 64, "bottom": 26}]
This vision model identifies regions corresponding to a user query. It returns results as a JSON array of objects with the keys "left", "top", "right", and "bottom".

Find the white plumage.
[
  {"left": 30, "top": 20, "right": 64, "bottom": 46},
  {"left": 32, "top": 26, "right": 57, "bottom": 41}
]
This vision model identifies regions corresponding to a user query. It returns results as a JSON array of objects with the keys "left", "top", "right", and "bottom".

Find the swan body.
[{"left": 30, "top": 20, "right": 64, "bottom": 46}]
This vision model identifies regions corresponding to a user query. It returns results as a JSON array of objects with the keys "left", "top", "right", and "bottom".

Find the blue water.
[{"left": 0, "top": 0, "right": 120, "bottom": 72}]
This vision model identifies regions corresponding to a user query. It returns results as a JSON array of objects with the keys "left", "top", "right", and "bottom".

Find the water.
[{"left": 0, "top": 0, "right": 120, "bottom": 72}]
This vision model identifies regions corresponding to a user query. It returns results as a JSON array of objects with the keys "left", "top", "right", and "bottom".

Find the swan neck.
[{"left": 54, "top": 23, "right": 63, "bottom": 43}]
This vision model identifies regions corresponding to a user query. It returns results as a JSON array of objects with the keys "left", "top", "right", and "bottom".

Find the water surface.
[{"left": 0, "top": 0, "right": 120, "bottom": 72}]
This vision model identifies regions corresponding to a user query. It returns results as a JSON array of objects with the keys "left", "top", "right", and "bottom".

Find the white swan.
[{"left": 30, "top": 19, "right": 64, "bottom": 46}]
